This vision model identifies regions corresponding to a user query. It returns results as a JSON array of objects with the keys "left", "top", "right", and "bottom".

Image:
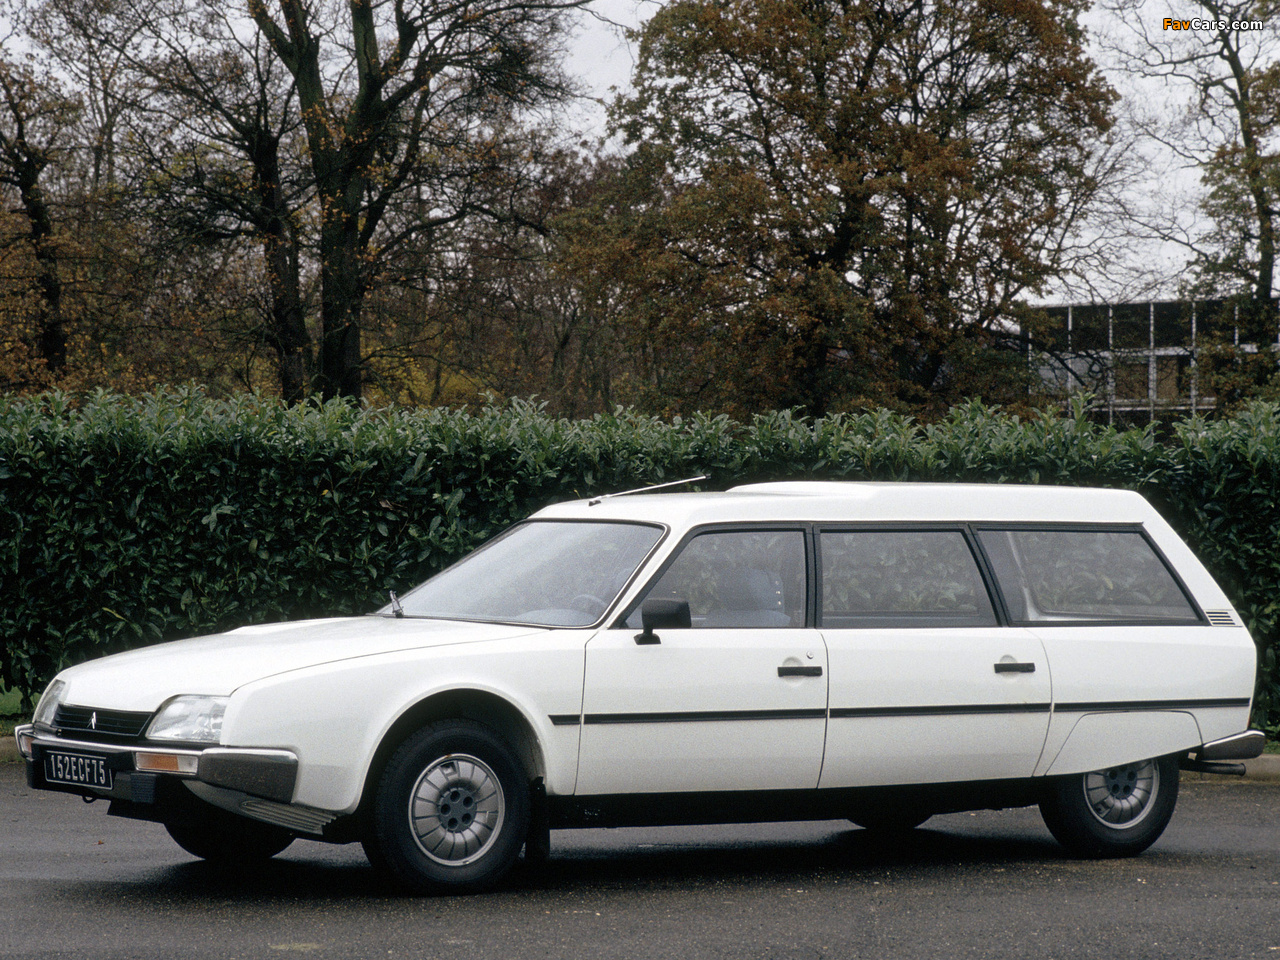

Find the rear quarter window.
[{"left": 975, "top": 528, "right": 1201, "bottom": 624}]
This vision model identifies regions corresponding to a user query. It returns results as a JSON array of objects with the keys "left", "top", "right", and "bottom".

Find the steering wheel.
[{"left": 569, "top": 594, "right": 608, "bottom": 618}]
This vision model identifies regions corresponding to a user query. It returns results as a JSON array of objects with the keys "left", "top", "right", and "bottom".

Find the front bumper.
[{"left": 15, "top": 724, "right": 298, "bottom": 804}]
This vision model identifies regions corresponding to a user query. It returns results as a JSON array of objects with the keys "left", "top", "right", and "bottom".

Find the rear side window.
[
  {"left": 819, "top": 530, "right": 996, "bottom": 628},
  {"left": 976, "top": 528, "right": 1200, "bottom": 624}
]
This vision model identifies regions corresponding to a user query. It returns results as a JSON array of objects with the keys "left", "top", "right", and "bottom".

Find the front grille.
[
  {"left": 1204, "top": 610, "right": 1236, "bottom": 627},
  {"left": 55, "top": 704, "right": 152, "bottom": 740}
]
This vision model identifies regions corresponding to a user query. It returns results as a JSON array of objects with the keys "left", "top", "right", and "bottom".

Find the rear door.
[{"left": 817, "top": 527, "right": 1052, "bottom": 788}]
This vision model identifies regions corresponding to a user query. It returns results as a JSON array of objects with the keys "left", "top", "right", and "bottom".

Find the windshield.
[{"left": 391, "top": 520, "right": 665, "bottom": 627}]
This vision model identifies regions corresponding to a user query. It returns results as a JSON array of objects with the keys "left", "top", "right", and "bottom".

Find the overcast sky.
[{"left": 561, "top": 0, "right": 657, "bottom": 137}]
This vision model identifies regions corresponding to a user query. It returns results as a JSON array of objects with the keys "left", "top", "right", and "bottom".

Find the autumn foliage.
[
  {"left": 1, "top": 0, "right": 1277, "bottom": 416},
  {"left": 0, "top": 0, "right": 1132, "bottom": 417},
  {"left": 559, "top": 0, "right": 1120, "bottom": 417}
]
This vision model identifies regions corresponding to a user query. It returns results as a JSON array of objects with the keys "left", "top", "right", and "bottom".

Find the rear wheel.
[
  {"left": 1039, "top": 755, "right": 1179, "bottom": 858},
  {"left": 363, "top": 720, "right": 529, "bottom": 894}
]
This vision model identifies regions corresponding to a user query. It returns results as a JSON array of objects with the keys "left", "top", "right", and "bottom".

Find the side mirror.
[{"left": 634, "top": 598, "right": 691, "bottom": 645}]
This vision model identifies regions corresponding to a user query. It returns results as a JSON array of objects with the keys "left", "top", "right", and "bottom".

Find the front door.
[{"left": 577, "top": 528, "right": 828, "bottom": 795}]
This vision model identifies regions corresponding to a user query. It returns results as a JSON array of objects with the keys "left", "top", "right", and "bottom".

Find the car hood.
[{"left": 54, "top": 617, "right": 547, "bottom": 713}]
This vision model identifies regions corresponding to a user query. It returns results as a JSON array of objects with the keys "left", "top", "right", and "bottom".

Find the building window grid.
[{"left": 1042, "top": 300, "right": 1279, "bottom": 425}]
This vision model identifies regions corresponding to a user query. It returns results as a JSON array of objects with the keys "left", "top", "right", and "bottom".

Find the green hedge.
[{"left": 1, "top": 389, "right": 1278, "bottom": 731}]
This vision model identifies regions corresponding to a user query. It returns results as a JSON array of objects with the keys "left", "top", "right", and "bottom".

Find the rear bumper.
[
  {"left": 1196, "top": 729, "right": 1267, "bottom": 761},
  {"left": 16, "top": 724, "right": 298, "bottom": 804}
]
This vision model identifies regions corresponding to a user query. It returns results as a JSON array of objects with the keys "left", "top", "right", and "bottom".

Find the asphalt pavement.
[{"left": 4, "top": 761, "right": 1280, "bottom": 960}]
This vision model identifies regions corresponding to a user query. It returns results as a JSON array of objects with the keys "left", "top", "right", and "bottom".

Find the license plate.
[{"left": 43, "top": 751, "right": 112, "bottom": 789}]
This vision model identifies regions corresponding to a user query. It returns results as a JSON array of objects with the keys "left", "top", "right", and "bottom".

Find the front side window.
[
  {"left": 626, "top": 529, "right": 806, "bottom": 629},
  {"left": 819, "top": 530, "right": 996, "bottom": 628},
  {"left": 395, "top": 520, "right": 664, "bottom": 627},
  {"left": 976, "top": 528, "right": 1200, "bottom": 624}
]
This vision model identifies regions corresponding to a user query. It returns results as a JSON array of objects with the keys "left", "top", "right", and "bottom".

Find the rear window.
[{"left": 976, "top": 528, "right": 1200, "bottom": 624}]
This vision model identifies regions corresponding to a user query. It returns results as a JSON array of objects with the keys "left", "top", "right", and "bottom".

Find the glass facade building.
[{"left": 1035, "top": 299, "right": 1280, "bottom": 426}]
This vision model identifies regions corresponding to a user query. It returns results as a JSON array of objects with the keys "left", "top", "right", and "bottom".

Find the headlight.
[
  {"left": 146, "top": 696, "right": 228, "bottom": 743},
  {"left": 32, "top": 680, "right": 66, "bottom": 728}
]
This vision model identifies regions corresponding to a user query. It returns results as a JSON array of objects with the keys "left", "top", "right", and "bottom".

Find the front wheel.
[
  {"left": 363, "top": 720, "right": 530, "bottom": 894},
  {"left": 1039, "top": 755, "right": 1179, "bottom": 858}
]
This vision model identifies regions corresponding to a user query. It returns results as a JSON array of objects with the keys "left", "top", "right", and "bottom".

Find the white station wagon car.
[{"left": 17, "top": 481, "right": 1265, "bottom": 892}]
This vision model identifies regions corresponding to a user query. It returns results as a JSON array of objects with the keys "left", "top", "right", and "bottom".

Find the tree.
[
  {"left": 1102, "top": 0, "right": 1280, "bottom": 406},
  {"left": 1105, "top": 0, "right": 1279, "bottom": 302},
  {"left": 134, "top": 0, "right": 313, "bottom": 401},
  {"left": 1, "top": 2, "right": 272, "bottom": 397},
  {"left": 368, "top": 143, "right": 631, "bottom": 414},
  {"left": 247, "top": 0, "right": 589, "bottom": 400},
  {"left": 0, "top": 46, "right": 79, "bottom": 384},
  {"left": 570, "top": 0, "right": 1120, "bottom": 416},
  {"left": 20, "top": 0, "right": 317, "bottom": 400},
  {"left": 22, "top": 0, "right": 140, "bottom": 195},
  {"left": 19, "top": 0, "right": 591, "bottom": 403}
]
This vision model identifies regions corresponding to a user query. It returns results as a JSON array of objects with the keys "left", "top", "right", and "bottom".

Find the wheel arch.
[
  {"left": 1041, "top": 710, "right": 1202, "bottom": 777},
  {"left": 358, "top": 688, "right": 545, "bottom": 817}
]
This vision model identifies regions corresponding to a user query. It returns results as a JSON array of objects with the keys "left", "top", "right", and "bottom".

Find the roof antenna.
[
  {"left": 389, "top": 590, "right": 405, "bottom": 618},
  {"left": 589, "top": 475, "right": 709, "bottom": 506}
]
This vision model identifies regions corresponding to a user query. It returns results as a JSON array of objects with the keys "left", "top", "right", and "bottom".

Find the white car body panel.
[
  {"left": 1030, "top": 624, "right": 1256, "bottom": 777},
  {"left": 819, "top": 627, "right": 1052, "bottom": 787},
  {"left": 53, "top": 617, "right": 547, "bottom": 710},
  {"left": 538, "top": 483, "right": 1175, "bottom": 533},
  {"left": 578, "top": 627, "right": 828, "bottom": 794},
  {"left": 223, "top": 628, "right": 589, "bottom": 811},
  {"left": 1044, "top": 712, "right": 1203, "bottom": 776}
]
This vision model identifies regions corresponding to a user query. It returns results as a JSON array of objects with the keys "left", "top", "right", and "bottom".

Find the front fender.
[{"left": 220, "top": 635, "right": 586, "bottom": 813}]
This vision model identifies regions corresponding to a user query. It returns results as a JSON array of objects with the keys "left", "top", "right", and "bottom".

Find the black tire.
[
  {"left": 164, "top": 801, "right": 295, "bottom": 864},
  {"left": 524, "top": 778, "right": 552, "bottom": 864},
  {"left": 1039, "top": 754, "right": 1179, "bottom": 858},
  {"left": 362, "top": 720, "right": 530, "bottom": 894}
]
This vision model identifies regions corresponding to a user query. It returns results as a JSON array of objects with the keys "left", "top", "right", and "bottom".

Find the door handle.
[
  {"left": 994, "top": 661, "right": 1036, "bottom": 674},
  {"left": 778, "top": 665, "right": 823, "bottom": 678}
]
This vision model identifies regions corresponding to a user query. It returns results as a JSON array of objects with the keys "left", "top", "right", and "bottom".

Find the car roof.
[{"left": 531, "top": 481, "right": 1157, "bottom": 529}]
